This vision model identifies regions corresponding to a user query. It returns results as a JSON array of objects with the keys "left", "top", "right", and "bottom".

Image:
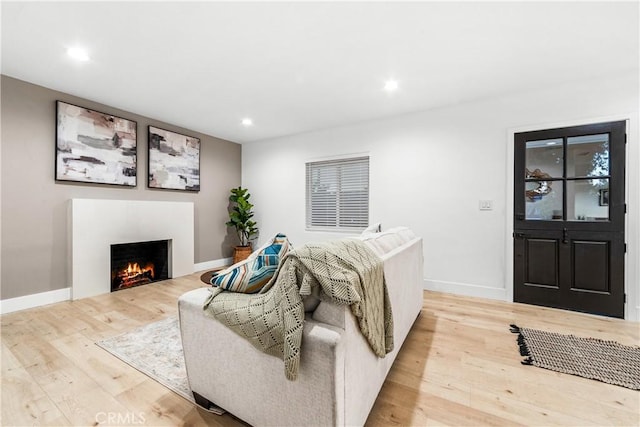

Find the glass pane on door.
[
  {"left": 567, "top": 179, "right": 609, "bottom": 221},
  {"left": 566, "top": 134, "right": 609, "bottom": 178},
  {"left": 525, "top": 181, "right": 563, "bottom": 220},
  {"left": 525, "top": 138, "right": 563, "bottom": 179}
]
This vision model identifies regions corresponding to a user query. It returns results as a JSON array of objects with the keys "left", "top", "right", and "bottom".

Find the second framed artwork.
[{"left": 148, "top": 126, "right": 201, "bottom": 191}]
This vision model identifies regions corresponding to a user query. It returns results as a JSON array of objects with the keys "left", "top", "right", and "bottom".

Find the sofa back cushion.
[
  {"left": 359, "top": 226, "right": 416, "bottom": 257},
  {"left": 211, "top": 233, "right": 291, "bottom": 293},
  {"left": 304, "top": 226, "right": 416, "bottom": 313}
]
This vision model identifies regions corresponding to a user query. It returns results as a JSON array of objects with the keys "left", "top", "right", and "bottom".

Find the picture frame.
[
  {"left": 599, "top": 189, "right": 609, "bottom": 206},
  {"left": 55, "top": 101, "right": 137, "bottom": 186},
  {"left": 148, "top": 126, "right": 200, "bottom": 191}
]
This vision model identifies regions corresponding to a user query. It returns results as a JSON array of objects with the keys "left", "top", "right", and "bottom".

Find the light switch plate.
[{"left": 479, "top": 200, "right": 493, "bottom": 210}]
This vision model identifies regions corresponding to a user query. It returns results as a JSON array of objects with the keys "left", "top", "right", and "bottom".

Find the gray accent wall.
[{"left": 1, "top": 75, "right": 241, "bottom": 300}]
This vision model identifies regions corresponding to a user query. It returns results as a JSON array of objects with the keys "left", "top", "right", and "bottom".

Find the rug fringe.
[
  {"left": 521, "top": 357, "right": 533, "bottom": 365},
  {"left": 509, "top": 324, "right": 532, "bottom": 364},
  {"left": 517, "top": 334, "right": 530, "bottom": 356}
]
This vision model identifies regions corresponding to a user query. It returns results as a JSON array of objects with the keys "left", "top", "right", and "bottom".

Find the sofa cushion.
[
  {"left": 211, "top": 233, "right": 291, "bottom": 293},
  {"left": 359, "top": 226, "right": 416, "bottom": 257},
  {"left": 361, "top": 222, "right": 382, "bottom": 235}
]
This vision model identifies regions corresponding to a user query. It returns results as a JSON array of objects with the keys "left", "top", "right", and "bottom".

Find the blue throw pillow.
[{"left": 211, "top": 233, "right": 291, "bottom": 293}]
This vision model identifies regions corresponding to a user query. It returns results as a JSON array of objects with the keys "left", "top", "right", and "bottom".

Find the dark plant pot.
[{"left": 233, "top": 245, "right": 252, "bottom": 263}]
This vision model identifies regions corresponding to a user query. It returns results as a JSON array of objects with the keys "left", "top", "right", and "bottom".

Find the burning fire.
[
  {"left": 114, "top": 262, "right": 155, "bottom": 289},
  {"left": 124, "top": 262, "right": 155, "bottom": 278}
]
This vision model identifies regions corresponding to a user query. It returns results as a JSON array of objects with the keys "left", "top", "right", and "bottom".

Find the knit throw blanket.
[{"left": 203, "top": 239, "right": 394, "bottom": 380}]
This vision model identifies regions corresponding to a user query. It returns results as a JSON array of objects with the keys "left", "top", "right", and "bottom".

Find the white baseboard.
[
  {"left": 423, "top": 281, "right": 640, "bottom": 321},
  {"left": 0, "top": 261, "right": 231, "bottom": 315},
  {"left": 424, "top": 279, "right": 508, "bottom": 301},
  {"left": 194, "top": 258, "right": 233, "bottom": 273},
  {"left": 0, "top": 287, "right": 71, "bottom": 315}
]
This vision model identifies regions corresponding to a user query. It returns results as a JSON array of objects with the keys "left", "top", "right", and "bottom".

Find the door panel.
[
  {"left": 526, "top": 238, "right": 559, "bottom": 287},
  {"left": 572, "top": 240, "right": 609, "bottom": 293},
  {"left": 514, "top": 230, "right": 563, "bottom": 305},
  {"left": 514, "top": 121, "right": 626, "bottom": 318},
  {"left": 566, "top": 230, "right": 625, "bottom": 317}
]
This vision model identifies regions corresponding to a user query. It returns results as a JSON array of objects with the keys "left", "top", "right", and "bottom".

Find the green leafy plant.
[{"left": 226, "top": 187, "right": 258, "bottom": 247}]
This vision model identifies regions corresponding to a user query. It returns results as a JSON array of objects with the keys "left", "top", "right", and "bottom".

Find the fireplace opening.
[{"left": 111, "top": 240, "right": 170, "bottom": 292}]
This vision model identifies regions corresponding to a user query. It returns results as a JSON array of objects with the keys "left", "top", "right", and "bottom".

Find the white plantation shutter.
[{"left": 306, "top": 156, "right": 369, "bottom": 230}]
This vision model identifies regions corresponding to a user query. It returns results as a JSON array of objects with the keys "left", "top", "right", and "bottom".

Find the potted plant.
[{"left": 226, "top": 186, "right": 258, "bottom": 263}]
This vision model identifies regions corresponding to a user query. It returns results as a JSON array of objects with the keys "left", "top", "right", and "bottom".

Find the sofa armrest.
[{"left": 178, "top": 287, "right": 347, "bottom": 426}]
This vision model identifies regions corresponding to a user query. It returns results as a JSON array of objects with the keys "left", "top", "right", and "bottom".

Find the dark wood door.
[{"left": 514, "top": 121, "right": 626, "bottom": 318}]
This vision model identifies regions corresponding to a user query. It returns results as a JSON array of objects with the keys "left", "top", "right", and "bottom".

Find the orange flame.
[{"left": 116, "top": 262, "right": 155, "bottom": 288}]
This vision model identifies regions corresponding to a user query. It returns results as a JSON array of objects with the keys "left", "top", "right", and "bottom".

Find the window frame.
[{"left": 305, "top": 155, "right": 370, "bottom": 232}]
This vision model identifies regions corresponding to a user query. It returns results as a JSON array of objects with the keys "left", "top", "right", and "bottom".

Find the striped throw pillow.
[{"left": 211, "top": 233, "right": 291, "bottom": 293}]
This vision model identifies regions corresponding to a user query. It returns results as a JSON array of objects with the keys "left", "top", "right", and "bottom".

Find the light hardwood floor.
[{"left": 2, "top": 274, "right": 639, "bottom": 426}]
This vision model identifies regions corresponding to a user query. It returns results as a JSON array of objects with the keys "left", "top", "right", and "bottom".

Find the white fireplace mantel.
[{"left": 69, "top": 199, "right": 194, "bottom": 300}]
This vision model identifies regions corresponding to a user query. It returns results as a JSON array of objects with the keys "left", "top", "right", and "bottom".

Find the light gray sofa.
[{"left": 178, "top": 232, "right": 424, "bottom": 426}]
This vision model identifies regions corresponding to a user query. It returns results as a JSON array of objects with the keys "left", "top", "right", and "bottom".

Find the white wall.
[{"left": 242, "top": 70, "right": 639, "bottom": 319}]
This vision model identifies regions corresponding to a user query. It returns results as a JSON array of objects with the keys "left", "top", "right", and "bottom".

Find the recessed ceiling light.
[
  {"left": 241, "top": 118, "right": 253, "bottom": 126},
  {"left": 384, "top": 80, "right": 399, "bottom": 92},
  {"left": 67, "top": 47, "right": 90, "bottom": 62}
]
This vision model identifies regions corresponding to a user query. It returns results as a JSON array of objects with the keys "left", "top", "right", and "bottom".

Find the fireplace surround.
[{"left": 69, "top": 199, "right": 194, "bottom": 300}]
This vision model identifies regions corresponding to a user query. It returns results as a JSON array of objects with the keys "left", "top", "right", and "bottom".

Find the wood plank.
[
  {"left": 39, "top": 371, "right": 133, "bottom": 426},
  {"left": 2, "top": 276, "right": 639, "bottom": 426},
  {"left": 1, "top": 343, "right": 70, "bottom": 426},
  {"left": 50, "top": 332, "right": 149, "bottom": 396},
  {"left": 114, "top": 378, "right": 247, "bottom": 426}
]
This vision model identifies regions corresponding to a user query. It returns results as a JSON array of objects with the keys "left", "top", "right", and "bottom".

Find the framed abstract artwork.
[
  {"left": 55, "top": 101, "right": 137, "bottom": 186},
  {"left": 148, "top": 126, "right": 200, "bottom": 191}
]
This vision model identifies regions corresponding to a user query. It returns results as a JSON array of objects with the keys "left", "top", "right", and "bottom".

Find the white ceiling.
[{"left": 2, "top": 2, "right": 638, "bottom": 144}]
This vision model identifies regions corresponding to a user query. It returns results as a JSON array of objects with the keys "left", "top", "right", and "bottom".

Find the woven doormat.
[{"left": 510, "top": 324, "right": 640, "bottom": 390}]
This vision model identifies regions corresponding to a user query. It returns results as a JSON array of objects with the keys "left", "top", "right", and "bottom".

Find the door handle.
[
  {"left": 562, "top": 228, "right": 568, "bottom": 244},
  {"left": 513, "top": 232, "right": 526, "bottom": 239}
]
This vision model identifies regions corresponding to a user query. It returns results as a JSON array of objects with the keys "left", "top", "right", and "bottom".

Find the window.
[{"left": 305, "top": 156, "right": 369, "bottom": 230}]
